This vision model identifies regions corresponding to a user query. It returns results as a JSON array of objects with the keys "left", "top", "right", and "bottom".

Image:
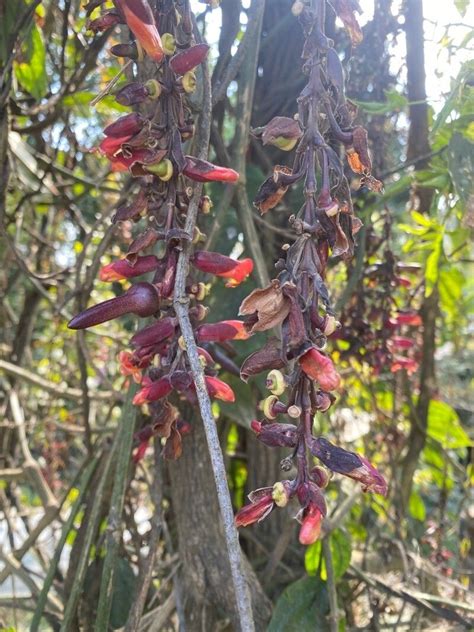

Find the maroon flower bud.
[
  {"left": 133, "top": 376, "right": 173, "bottom": 405},
  {"left": 68, "top": 282, "right": 160, "bottom": 329},
  {"left": 183, "top": 156, "right": 239, "bottom": 183},
  {"left": 390, "top": 356, "right": 419, "bottom": 375},
  {"left": 296, "top": 481, "right": 327, "bottom": 517},
  {"left": 196, "top": 347, "right": 215, "bottom": 366},
  {"left": 99, "top": 255, "right": 159, "bottom": 281},
  {"left": 192, "top": 251, "right": 253, "bottom": 287},
  {"left": 115, "top": 82, "right": 150, "bottom": 106},
  {"left": 240, "top": 340, "right": 285, "bottom": 382},
  {"left": 103, "top": 112, "right": 145, "bottom": 138},
  {"left": 114, "top": 0, "right": 164, "bottom": 62},
  {"left": 253, "top": 166, "right": 291, "bottom": 214},
  {"left": 204, "top": 376, "right": 235, "bottom": 402},
  {"left": 235, "top": 488, "right": 274, "bottom": 527},
  {"left": 112, "top": 189, "right": 148, "bottom": 223},
  {"left": 309, "top": 437, "right": 387, "bottom": 495},
  {"left": 251, "top": 421, "right": 298, "bottom": 448},
  {"left": 315, "top": 390, "right": 332, "bottom": 412},
  {"left": 299, "top": 348, "right": 341, "bottom": 391},
  {"left": 169, "top": 43, "right": 210, "bottom": 75},
  {"left": 87, "top": 11, "right": 122, "bottom": 33},
  {"left": 389, "top": 336, "right": 415, "bottom": 350},
  {"left": 130, "top": 317, "right": 176, "bottom": 349},
  {"left": 391, "top": 311, "right": 422, "bottom": 327},
  {"left": 109, "top": 42, "right": 140, "bottom": 60},
  {"left": 126, "top": 229, "right": 161, "bottom": 265},
  {"left": 98, "top": 134, "right": 133, "bottom": 159},
  {"left": 298, "top": 503, "right": 323, "bottom": 545},
  {"left": 195, "top": 320, "right": 250, "bottom": 343},
  {"left": 133, "top": 437, "right": 150, "bottom": 463}
]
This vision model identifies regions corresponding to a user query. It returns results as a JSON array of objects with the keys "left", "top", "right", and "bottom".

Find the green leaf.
[
  {"left": 110, "top": 558, "right": 137, "bottom": 629},
  {"left": 432, "top": 62, "right": 473, "bottom": 135},
  {"left": 425, "top": 236, "right": 442, "bottom": 296},
  {"left": 305, "top": 530, "right": 351, "bottom": 581},
  {"left": 427, "top": 400, "right": 471, "bottom": 449},
  {"left": 411, "top": 211, "right": 434, "bottom": 228},
  {"left": 438, "top": 267, "right": 465, "bottom": 315},
  {"left": 352, "top": 90, "right": 408, "bottom": 115},
  {"left": 268, "top": 576, "right": 330, "bottom": 632},
  {"left": 409, "top": 491, "right": 426, "bottom": 522},
  {"left": 14, "top": 24, "right": 47, "bottom": 100},
  {"left": 454, "top": 0, "right": 469, "bottom": 16},
  {"left": 448, "top": 132, "right": 474, "bottom": 210}
]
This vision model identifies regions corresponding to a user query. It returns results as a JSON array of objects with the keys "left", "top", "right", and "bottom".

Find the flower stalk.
[{"left": 235, "top": 0, "right": 387, "bottom": 544}]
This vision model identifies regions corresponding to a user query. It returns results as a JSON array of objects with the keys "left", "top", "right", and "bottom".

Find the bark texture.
[{"left": 400, "top": 0, "right": 437, "bottom": 510}]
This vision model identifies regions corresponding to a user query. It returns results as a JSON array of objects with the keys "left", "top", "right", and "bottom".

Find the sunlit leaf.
[
  {"left": 409, "top": 491, "right": 426, "bottom": 521},
  {"left": 14, "top": 24, "right": 47, "bottom": 100},
  {"left": 427, "top": 400, "right": 471, "bottom": 449},
  {"left": 305, "top": 530, "right": 351, "bottom": 581}
]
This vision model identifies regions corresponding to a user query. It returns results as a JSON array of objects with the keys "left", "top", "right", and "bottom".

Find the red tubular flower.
[
  {"left": 98, "top": 134, "right": 133, "bottom": 159},
  {"left": 392, "top": 311, "right": 422, "bottom": 327},
  {"left": 389, "top": 336, "right": 415, "bottom": 350},
  {"left": 348, "top": 456, "right": 388, "bottom": 495},
  {"left": 395, "top": 275, "right": 412, "bottom": 288},
  {"left": 183, "top": 156, "right": 239, "bottom": 183},
  {"left": 169, "top": 43, "right": 210, "bottom": 75},
  {"left": 133, "top": 376, "right": 173, "bottom": 405},
  {"left": 103, "top": 112, "right": 145, "bottom": 138},
  {"left": 192, "top": 251, "right": 253, "bottom": 287},
  {"left": 114, "top": 0, "right": 164, "bottom": 62},
  {"left": 108, "top": 147, "right": 156, "bottom": 173},
  {"left": 390, "top": 356, "right": 418, "bottom": 375},
  {"left": 299, "top": 348, "right": 341, "bottom": 391},
  {"left": 195, "top": 320, "right": 250, "bottom": 343},
  {"left": 130, "top": 317, "right": 176, "bottom": 349},
  {"left": 133, "top": 437, "right": 150, "bottom": 463},
  {"left": 99, "top": 255, "right": 159, "bottom": 281},
  {"left": 235, "top": 488, "right": 274, "bottom": 527},
  {"left": 204, "top": 376, "right": 235, "bottom": 402},
  {"left": 298, "top": 503, "right": 323, "bottom": 545},
  {"left": 118, "top": 350, "right": 142, "bottom": 383},
  {"left": 87, "top": 11, "right": 122, "bottom": 33},
  {"left": 68, "top": 282, "right": 160, "bottom": 329},
  {"left": 115, "top": 81, "right": 150, "bottom": 106},
  {"left": 251, "top": 421, "right": 298, "bottom": 448}
]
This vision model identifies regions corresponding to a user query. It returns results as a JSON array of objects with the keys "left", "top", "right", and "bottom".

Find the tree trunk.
[
  {"left": 400, "top": 0, "right": 437, "bottom": 511},
  {"left": 168, "top": 417, "right": 272, "bottom": 631}
]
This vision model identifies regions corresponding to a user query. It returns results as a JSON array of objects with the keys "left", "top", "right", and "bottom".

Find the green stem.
[
  {"left": 94, "top": 383, "right": 138, "bottom": 632},
  {"left": 59, "top": 441, "right": 118, "bottom": 631},
  {"left": 31, "top": 455, "right": 100, "bottom": 632}
]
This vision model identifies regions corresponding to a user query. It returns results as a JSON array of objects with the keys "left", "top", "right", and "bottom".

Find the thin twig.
[{"left": 322, "top": 537, "right": 339, "bottom": 632}]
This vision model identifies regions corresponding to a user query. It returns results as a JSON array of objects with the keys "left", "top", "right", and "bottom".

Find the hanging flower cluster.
[
  {"left": 336, "top": 217, "right": 421, "bottom": 376},
  {"left": 235, "top": 0, "right": 387, "bottom": 545},
  {"left": 72, "top": 0, "right": 250, "bottom": 459}
]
